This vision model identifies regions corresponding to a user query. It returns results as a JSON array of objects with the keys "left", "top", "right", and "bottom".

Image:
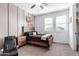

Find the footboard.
[
  {"left": 47, "top": 35, "right": 53, "bottom": 47},
  {"left": 26, "top": 34, "right": 53, "bottom": 49}
]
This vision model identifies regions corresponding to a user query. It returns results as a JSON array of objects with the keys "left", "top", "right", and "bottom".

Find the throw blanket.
[{"left": 41, "top": 34, "right": 51, "bottom": 40}]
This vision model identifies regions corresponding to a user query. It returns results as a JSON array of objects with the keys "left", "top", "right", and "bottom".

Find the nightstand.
[{"left": 17, "top": 36, "right": 26, "bottom": 47}]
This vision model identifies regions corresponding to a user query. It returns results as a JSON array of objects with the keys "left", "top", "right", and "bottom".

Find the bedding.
[
  {"left": 41, "top": 34, "right": 51, "bottom": 40},
  {"left": 29, "top": 34, "right": 51, "bottom": 40},
  {"left": 23, "top": 31, "right": 53, "bottom": 48}
]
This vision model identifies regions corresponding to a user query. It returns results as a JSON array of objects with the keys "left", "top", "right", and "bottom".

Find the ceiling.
[{"left": 14, "top": 3, "right": 73, "bottom": 16}]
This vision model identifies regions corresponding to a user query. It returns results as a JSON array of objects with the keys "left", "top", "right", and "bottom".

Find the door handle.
[{"left": 75, "top": 32, "right": 78, "bottom": 34}]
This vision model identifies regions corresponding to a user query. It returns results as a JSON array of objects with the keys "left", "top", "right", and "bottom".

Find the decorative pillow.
[{"left": 33, "top": 32, "right": 37, "bottom": 35}]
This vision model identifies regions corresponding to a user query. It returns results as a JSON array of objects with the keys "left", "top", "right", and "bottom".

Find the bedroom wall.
[
  {"left": 17, "top": 7, "right": 24, "bottom": 36},
  {"left": 0, "top": 3, "right": 8, "bottom": 49},
  {"left": 0, "top": 3, "right": 35, "bottom": 49},
  {"left": 35, "top": 9, "right": 69, "bottom": 44},
  {"left": 0, "top": 3, "right": 8, "bottom": 38},
  {"left": 9, "top": 4, "right": 18, "bottom": 36},
  {"left": 0, "top": 3, "right": 35, "bottom": 37}
]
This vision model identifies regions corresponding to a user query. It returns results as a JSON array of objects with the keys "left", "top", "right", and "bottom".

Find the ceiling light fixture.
[{"left": 35, "top": 3, "right": 41, "bottom": 6}]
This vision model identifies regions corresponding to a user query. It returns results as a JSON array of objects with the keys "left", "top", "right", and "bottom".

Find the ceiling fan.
[{"left": 30, "top": 3, "right": 48, "bottom": 9}]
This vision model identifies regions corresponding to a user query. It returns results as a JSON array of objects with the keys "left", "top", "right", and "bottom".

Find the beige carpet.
[{"left": 18, "top": 43, "right": 79, "bottom": 56}]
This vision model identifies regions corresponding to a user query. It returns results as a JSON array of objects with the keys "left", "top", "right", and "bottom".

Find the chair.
[{"left": 0, "top": 36, "right": 18, "bottom": 56}]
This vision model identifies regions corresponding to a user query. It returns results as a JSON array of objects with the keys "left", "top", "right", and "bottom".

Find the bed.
[{"left": 23, "top": 31, "right": 53, "bottom": 49}]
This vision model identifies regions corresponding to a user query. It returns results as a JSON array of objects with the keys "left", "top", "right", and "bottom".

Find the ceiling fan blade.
[
  {"left": 42, "top": 3, "right": 48, "bottom": 6},
  {"left": 31, "top": 4, "right": 36, "bottom": 9},
  {"left": 40, "top": 5, "right": 44, "bottom": 9}
]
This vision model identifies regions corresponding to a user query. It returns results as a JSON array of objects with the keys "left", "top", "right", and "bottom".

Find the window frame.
[
  {"left": 55, "top": 15, "right": 67, "bottom": 32},
  {"left": 44, "top": 15, "right": 67, "bottom": 32},
  {"left": 44, "top": 17, "right": 53, "bottom": 32}
]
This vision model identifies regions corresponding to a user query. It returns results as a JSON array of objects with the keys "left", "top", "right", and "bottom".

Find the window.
[
  {"left": 45, "top": 18, "right": 53, "bottom": 31},
  {"left": 44, "top": 15, "right": 67, "bottom": 32},
  {"left": 56, "top": 15, "right": 66, "bottom": 31}
]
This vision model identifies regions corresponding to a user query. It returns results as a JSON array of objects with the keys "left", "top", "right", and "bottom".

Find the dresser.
[{"left": 17, "top": 36, "right": 26, "bottom": 47}]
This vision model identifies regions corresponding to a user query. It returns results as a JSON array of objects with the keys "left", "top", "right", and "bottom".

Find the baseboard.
[
  {"left": 53, "top": 42, "right": 69, "bottom": 45},
  {"left": 53, "top": 40, "right": 69, "bottom": 44}
]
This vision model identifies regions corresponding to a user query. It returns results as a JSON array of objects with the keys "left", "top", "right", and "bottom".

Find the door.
[{"left": 76, "top": 19, "right": 79, "bottom": 51}]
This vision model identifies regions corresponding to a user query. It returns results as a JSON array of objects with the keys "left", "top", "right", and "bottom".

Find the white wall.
[
  {"left": 0, "top": 3, "right": 8, "bottom": 49},
  {"left": 0, "top": 3, "right": 8, "bottom": 38},
  {"left": 18, "top": 7, "right": 24, "bottom": 36},
  {"left": 0, "top": 3, "right": 35, "bottom": 49},
  {"left": 35, "top": 10, "right": 69, "bottom": 44},
  {"left": 9, "top": 4, "right": 31, "bottom": 36},
  {"left": 23, "top": 10, "right": 27, "bottom": 26},
  {"left": 9, "top": 4, "right": 18, "bottom": 36},
  {"left": 0, "top": 3, "right": 34, "bottom": 38}
]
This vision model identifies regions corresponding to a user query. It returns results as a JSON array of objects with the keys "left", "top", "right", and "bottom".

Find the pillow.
[
  {"left": 33, "top": 32, "right": 37, "bottom": 35},
  {"left": 29, "top": 32, "right": 33, "bottom": 35},
  {"left": 23, "top": 32, "right": 29, "bottom": 36}
]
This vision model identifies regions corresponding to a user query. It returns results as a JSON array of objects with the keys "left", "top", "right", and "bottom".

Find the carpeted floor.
[{"left": 18, "top": 43, "right": 79, "bottom": 56}]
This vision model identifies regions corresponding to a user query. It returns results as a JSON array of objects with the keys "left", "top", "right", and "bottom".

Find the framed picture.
[{"left": 26, "top": 16, "right": 32, "bottom": 22}]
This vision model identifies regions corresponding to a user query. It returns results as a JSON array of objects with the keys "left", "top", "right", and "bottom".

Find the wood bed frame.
[{"left": 23, "top": 31, "right": 53, "bottom": 49}]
